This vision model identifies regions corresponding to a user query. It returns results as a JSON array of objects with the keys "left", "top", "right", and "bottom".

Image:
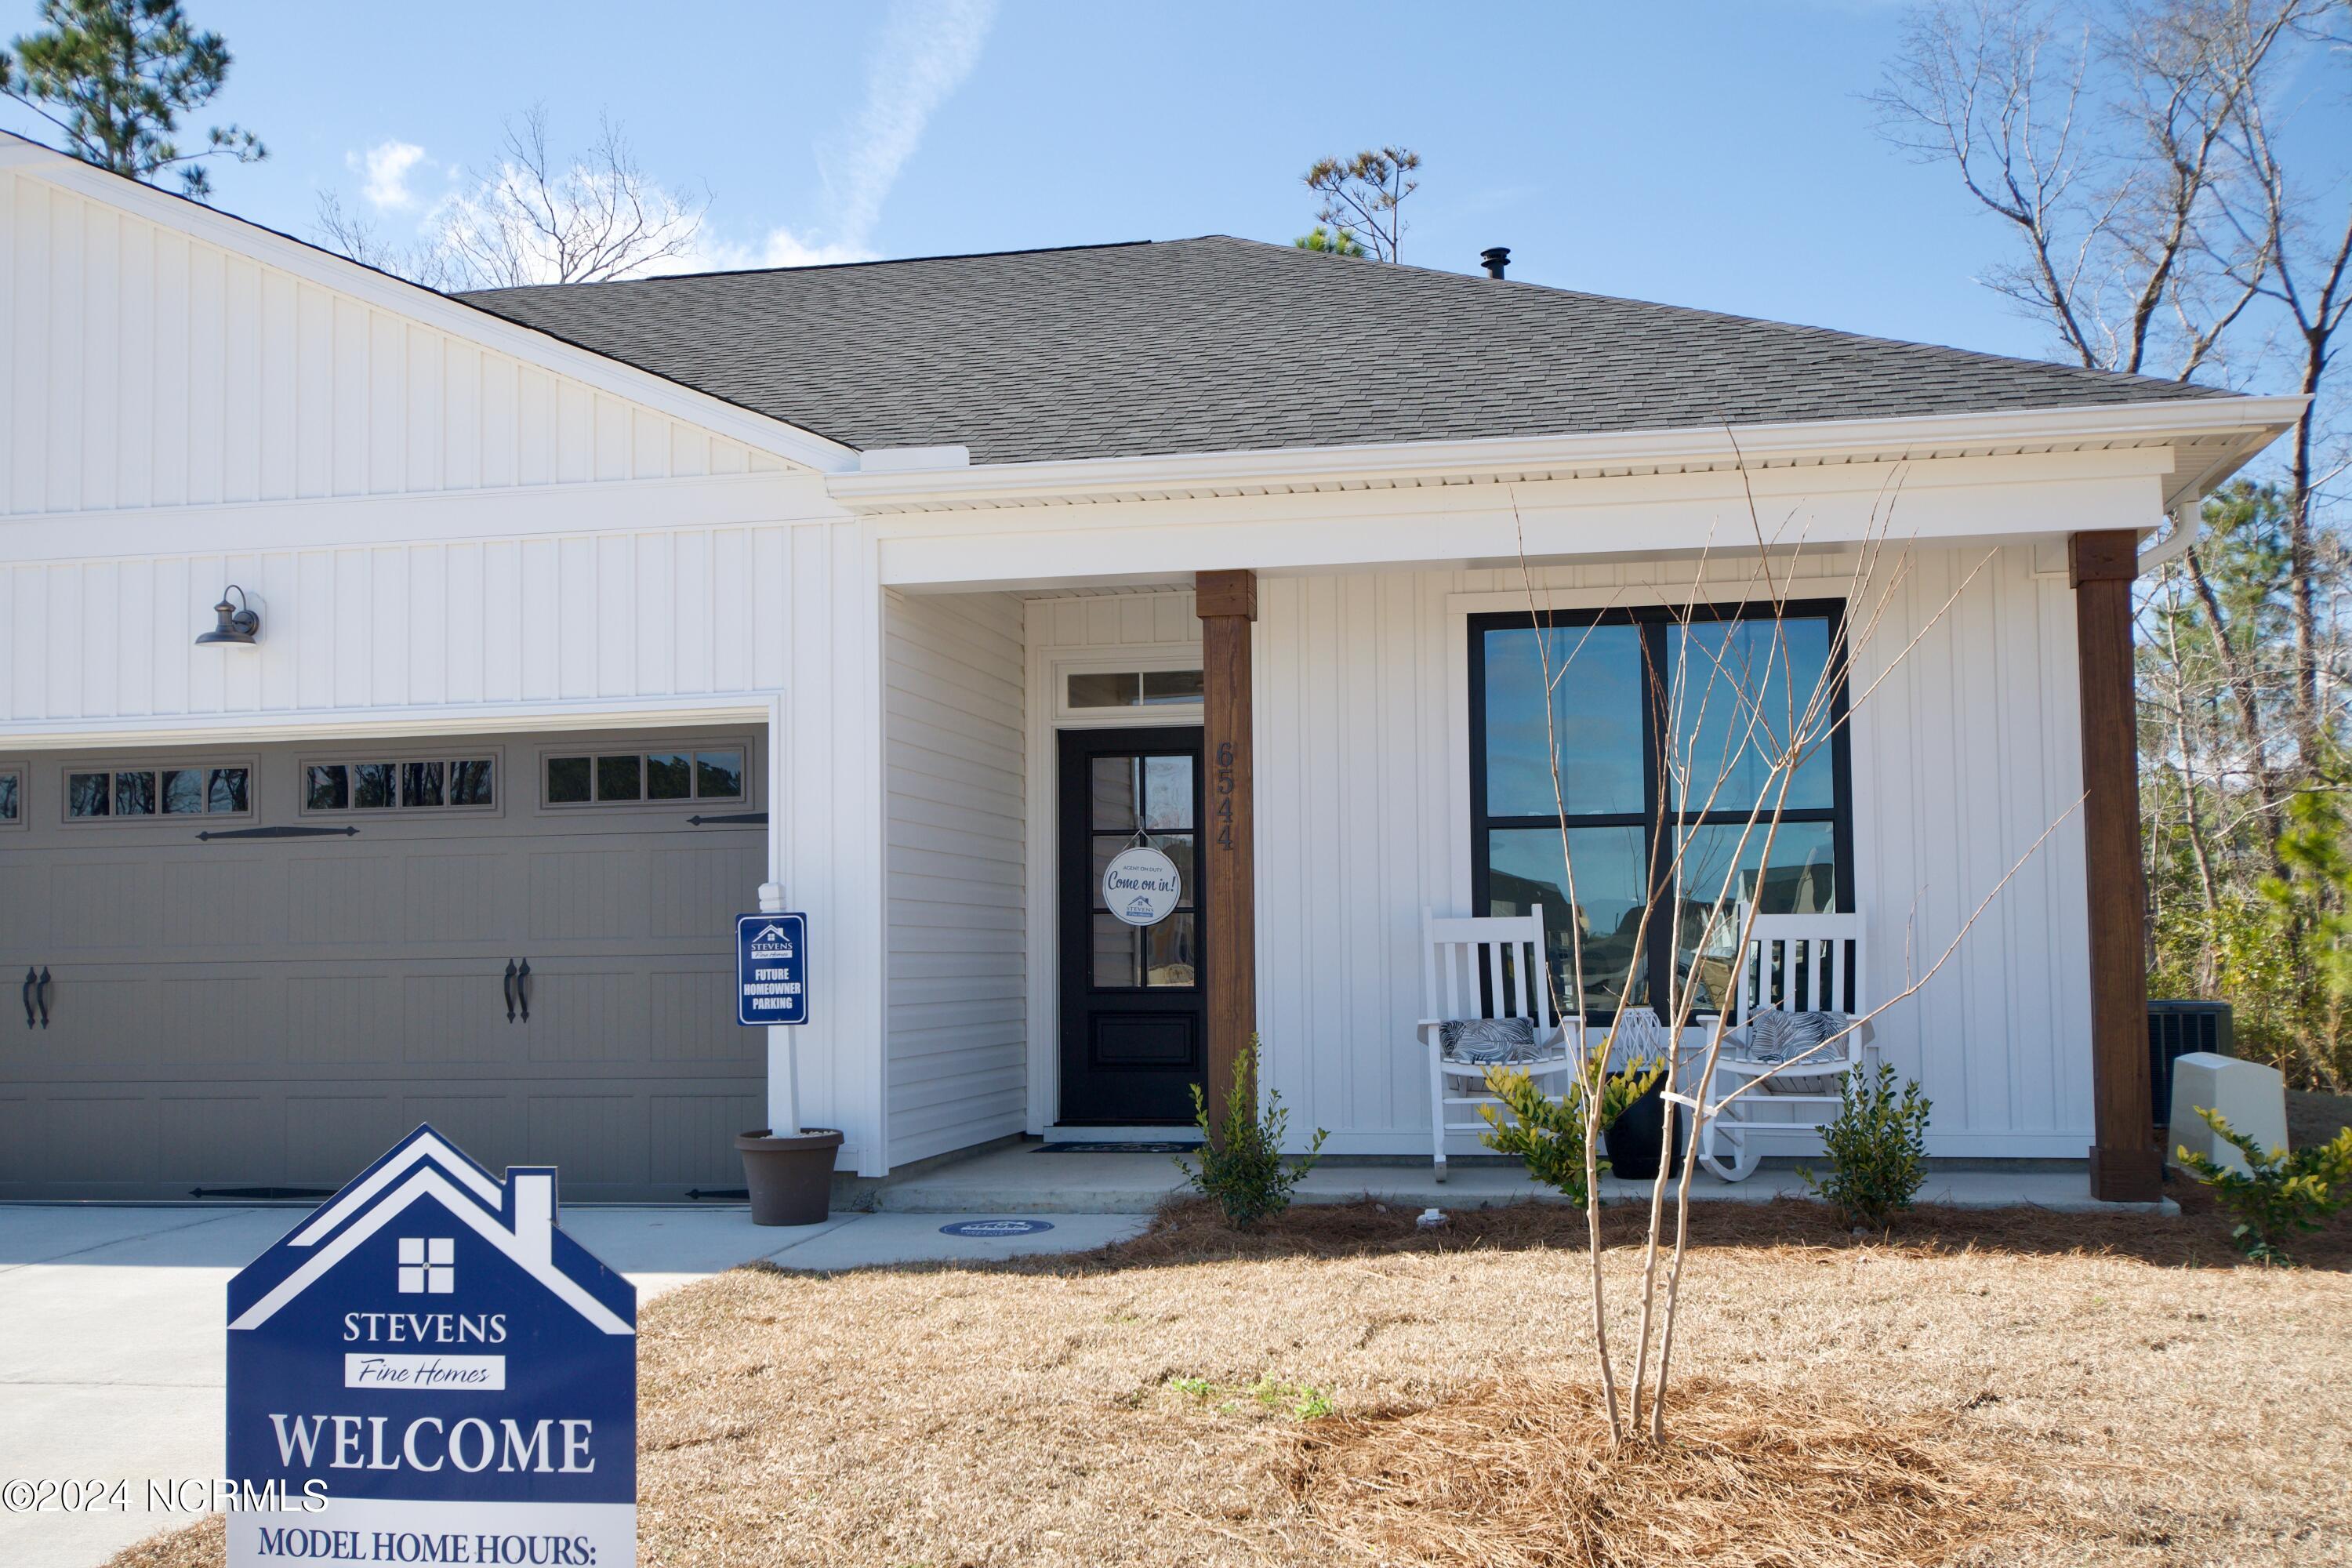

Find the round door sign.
[{"left": 1102, "top": 845, "right": 1182, "bottom": 927}]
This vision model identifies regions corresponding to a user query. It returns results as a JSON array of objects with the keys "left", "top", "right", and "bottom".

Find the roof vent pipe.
[{"left": 1479, "top": 246, "right": 1510, "bottom": 279}]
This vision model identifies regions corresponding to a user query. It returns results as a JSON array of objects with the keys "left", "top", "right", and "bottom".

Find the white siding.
[
  {"left": 0, "top": 167, "right": 785, "bottom": 517},
  {"left": 1, "top": 525, "right": 798, "bottom": 724},
  {"left": 885, "top": 590, "right": 1027, "bottom": 1165},
  {"left": 1248, "top": 548, "right": 2092, "bottom": 1158}
]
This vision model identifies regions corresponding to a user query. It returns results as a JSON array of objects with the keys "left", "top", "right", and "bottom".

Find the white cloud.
[
  {"left": 350, "top": 140, "right": 430, "bottom": 212},
  {"left": 818, "top": 0, "right": 997, "bottom": 253},
  {"left": 648, "top": 225, "right": 875, "bottom": 276}
]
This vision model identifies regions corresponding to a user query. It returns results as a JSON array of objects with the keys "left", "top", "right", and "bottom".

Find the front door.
[{"left": 1058, "top": 727, "right": 1205, "bottom": 1123}]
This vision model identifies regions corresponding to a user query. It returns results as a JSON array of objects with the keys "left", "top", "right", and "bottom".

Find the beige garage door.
[{"left": 0, "top": 728, "right": 768, "bottom": 1201}]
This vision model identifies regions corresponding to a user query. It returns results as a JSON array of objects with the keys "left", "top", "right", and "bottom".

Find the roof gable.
[{"left": 458, "top": 234, "right": 2234, "bottom": 466}]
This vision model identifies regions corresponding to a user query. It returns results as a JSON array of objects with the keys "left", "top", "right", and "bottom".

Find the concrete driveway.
[{"left": 0, "top": 1203, "right": 1146, "bottom": 1568}]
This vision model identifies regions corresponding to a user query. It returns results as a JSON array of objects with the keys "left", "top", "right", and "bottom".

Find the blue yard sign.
[
  {"left": 225, "top": 1125, "right": 636, "bottom": 1566},
  {"left": 736, "top": 912, "right": 809, "bottom": 1026}
]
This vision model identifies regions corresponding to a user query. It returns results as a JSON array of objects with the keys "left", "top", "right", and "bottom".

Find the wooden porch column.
[
  {"left": 1196, "top": 569, "right": 1258, "bottom": 1132},
  {"left": 2071, "top": 530, "right": 2161, "bottom": 1203}
]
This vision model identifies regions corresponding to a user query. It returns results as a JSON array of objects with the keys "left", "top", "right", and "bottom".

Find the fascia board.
[
  {"left": 2, "top": 136, "right": 857, "bottom": 474},
  {"left": 829, "top": 396, "right": 2310, "bottom": 512}
]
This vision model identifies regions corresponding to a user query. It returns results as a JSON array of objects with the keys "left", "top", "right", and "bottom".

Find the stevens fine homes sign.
[
  {"left": 735, "top": 913, "right": 810, "bottom": 1027},
  {"left": 225, "top": 1126, "right": 637, "bottom": 1566}
]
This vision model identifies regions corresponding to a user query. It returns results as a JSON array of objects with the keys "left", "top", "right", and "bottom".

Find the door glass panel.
[
  {"left": 1143, "top": 915, "right": 1197, "bottom": 987},
  {"left": 1486, "top": 825, "right": 1651, "bottom": 1013},
  {"left": 1089, "top": 757, "right": 1138, "bottom": 830},
  {"left": 115, "top": 771, "right": 158, "bottom": 816},
  {"left": 448, "top": 760, "right": 494, "bottom": 806},
  {"left": 1675, "top": 822, "right": 1838, "bottom": 1014},
  {"left": 305, "top": 764, "right": 348, "bottom": 811},
  {"left": 1483, "top": 623, "right": 1646, "bottom": 816},
  {"left": 597, "top": 755, "right": 642, "bottom": 801},
  {"left": 646, "top": 752, "right": 692, "bottom": 800},
  {"left": 1091, "top": 916, "right": 1139, "bottom": 987},
  {"left": 209, "top": 768, "right": 250, "bottom": 813},
  {"left": 352, "top": 764, "right": 396, "bottom": 809},
  {"left": 1142, "top": 756, "right": 1192, "bottom": 829},
  {"left": 68, "top": 772, "right": 110, "bottom": 817},
  {"left": 162, "top": 769, "right": 206, "bottom": 814},
  {"left": 402, "top": 760, "right": 445, "bottom": 808}
]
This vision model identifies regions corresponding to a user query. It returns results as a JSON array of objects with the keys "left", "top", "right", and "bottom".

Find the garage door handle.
[
  {"left": 515, "top": 960, "right": 532, "bottom": 1023},
  {"left": 35, "top": 967, "right": 50, "bottom": 1029},
  {"left": 503, "top": 960, "right": 517, "bottom": 1023},
  {"left": 18, "top": 968, "right": 32, "bottom": 1029}
]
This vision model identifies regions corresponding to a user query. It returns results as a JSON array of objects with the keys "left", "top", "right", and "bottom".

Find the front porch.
[{"left": 865, "top": 1143, "right": 2178, "bottom": 1215}]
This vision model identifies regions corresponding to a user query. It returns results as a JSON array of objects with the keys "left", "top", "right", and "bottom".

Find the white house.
[{"left": 0, "top": 132, "right": 2302, "bottom": 1203}]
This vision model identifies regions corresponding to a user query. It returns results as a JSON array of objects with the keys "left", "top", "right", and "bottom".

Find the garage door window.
[
  {"left": 544, "top": 746, "right": 746, "bottom": 807},
  {"left": 64, "top": 764, "right": 252, "bottom": 821},
  {"left": 303, "top": 757, "right": 496, "bottom": 813},
  {"left": 0, "top": 767, "right": 20, "bottom": 827}
]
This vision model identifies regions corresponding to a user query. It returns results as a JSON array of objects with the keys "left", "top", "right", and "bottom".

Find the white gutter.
[
  {"left": 828, "top": 394, "right": 2308, "bottom": 513},
  {"left": 2138, "top": 504, "right": 2204, "bottom": 573}
]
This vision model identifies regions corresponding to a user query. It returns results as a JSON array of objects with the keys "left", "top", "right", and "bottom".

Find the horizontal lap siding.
[
  {"left": 885, "top": 590, "right": 1026, "bottom": 1165},
  {"left": 1254, "top": 550, "right": 2089, "bottom": 1156},
  {"left": 1, "top": 528, "right": 794, "bottom": 722},
  {"left": 0, "top": 168, "right": 781, "bottom": 517}
]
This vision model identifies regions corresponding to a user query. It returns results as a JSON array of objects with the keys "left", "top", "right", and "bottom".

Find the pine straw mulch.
[{"left": 106, "top": 1191, "right": 2352, "bottom": 1568}]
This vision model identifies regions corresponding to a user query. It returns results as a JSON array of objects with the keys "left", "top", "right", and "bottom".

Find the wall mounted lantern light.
[{"left": 195, "top": 585, "right": 262, "bottom": 647}]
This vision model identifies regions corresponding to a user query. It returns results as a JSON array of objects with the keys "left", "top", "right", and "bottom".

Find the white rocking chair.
[
  {"left": 1691, "top": 914, "right": 1867, "bottom": 1182},
  {"left": 1419, "top": 906, "right": 1583, "bottom": 1182}
]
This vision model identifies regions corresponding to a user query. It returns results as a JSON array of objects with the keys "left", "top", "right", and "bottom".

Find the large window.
[{"left": 1470, "top": 603, "right": 1853, "bottom": 1018}]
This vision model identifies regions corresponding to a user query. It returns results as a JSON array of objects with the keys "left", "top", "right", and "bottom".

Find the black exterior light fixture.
[{"left": 196, "top": 585, "right": 262, "bottom": 647}]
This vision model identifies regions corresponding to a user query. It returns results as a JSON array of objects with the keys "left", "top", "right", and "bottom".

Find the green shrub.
[
  {"left": 1179, "top": 1036, "right": 1327, "bottom": 1228},
  {"left": 1478, "top": 1048, "right": 1664, "bottom": 1207},
  {"left": 1801, "top": 1062, "right": 1931, "bottom": 1229},
  {"left": 2176, "top": 1109, "right": 2352, "bottom": 1265}
]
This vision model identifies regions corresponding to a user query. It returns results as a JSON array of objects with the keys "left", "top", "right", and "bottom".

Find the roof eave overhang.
[{"left": 829, "top": 395, "right": 2309, "bottom": 516}]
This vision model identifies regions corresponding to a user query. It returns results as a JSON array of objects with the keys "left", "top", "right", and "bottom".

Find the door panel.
[{"left": 1058, "top": 727, "right": 1206, "bottom": 1123}]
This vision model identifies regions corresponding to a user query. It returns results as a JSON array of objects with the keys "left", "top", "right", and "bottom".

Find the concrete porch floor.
[{"left": 873, "top": 1145, "right": 2181, "bottom": 1216}]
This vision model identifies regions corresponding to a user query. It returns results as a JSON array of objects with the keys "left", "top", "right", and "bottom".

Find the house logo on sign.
[{"left": 749, "top": 924, "right": 794, "bottom": 955}]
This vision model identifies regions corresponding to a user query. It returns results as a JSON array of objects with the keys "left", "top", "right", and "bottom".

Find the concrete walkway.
[
  {"left": 0, "top": 1203, "right": 1145, "bottom": 1568},
  {"left": 877, "top": 1145, "right": 2182, "bottom": 1216}
]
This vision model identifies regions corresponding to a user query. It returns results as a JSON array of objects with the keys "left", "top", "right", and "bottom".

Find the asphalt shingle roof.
[{"left": 456, "top": 234, "right": 2230, "bottom": 466}]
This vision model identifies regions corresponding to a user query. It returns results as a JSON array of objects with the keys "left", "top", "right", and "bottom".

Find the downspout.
[{"left": 2138, "top": 503, "right": 2201, "bottom": 574}]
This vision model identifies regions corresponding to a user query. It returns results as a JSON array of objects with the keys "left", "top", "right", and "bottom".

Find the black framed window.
[{"left": 1469, "top": 601, "right": 1854, "bottom": 1018}]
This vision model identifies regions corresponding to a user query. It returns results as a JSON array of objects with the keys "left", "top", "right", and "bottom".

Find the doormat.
[
  {"left": 940, "top": 1219, "right": 1054, "bottom": 1237},
  {"left": 1035, "top": 1141, "right": 1200, "bottom": 1153}
]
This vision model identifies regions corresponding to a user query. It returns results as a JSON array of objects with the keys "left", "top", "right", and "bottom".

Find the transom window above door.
[
  {"left": 303, "top": 757, "right": 495, "bottom": 812},
  {"left": 65, "top": 764, "right": 252, "bottom": 820},
  {"left": 1470, "top": 604, "right": 1853, "bottom": 1018},
  {"left": 1065, "top": 669, "right": 1204, "bottom": 710},
  {"left": 542, "top": 746, "right": 746, "bottom": 807}
]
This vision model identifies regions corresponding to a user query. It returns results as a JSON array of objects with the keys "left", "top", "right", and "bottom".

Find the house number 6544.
[{"left": 1213, "top": 740, "right": 1236, "bottom": 850}]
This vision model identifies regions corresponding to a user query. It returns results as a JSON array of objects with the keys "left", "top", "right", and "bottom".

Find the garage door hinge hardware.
[
  {"left": 686, "top": 1188, "right": 751, "bottom": 1200},
  {"left": 688, "top": 811, "right": 768, "bottom": 826},
  {"left": 196, "top": 824, "right": 360, "bottom": 841}
]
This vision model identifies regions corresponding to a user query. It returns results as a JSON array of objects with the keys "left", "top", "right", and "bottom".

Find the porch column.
[
  {"left": 1196, "top": 569, "right": 1258, "bottom": 1132},
  {"left": 2070, "top": 530, "right": 2161, "bottom": 1203}
]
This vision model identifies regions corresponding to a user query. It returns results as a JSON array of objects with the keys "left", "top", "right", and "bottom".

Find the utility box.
[
  {"left": 2166, "top": 1052, "right": 2287, "bottom": 1177},
  {"left": 2149, "top": 1000, "right": 2233, "bottom": 1131}
]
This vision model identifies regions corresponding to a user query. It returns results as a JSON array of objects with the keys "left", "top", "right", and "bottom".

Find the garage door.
[{"left": 0, "top": 728, "right": 768, "bottom": 1201}]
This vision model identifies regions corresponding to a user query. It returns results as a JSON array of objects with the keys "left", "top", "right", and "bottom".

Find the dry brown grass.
[{"left": 111, "top": 1196, "right": 2352, "bottom": 1568}]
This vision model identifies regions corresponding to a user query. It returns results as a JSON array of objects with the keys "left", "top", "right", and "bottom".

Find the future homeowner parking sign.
[
  {"left": 225, "top": 1125, "right": 636, "bottom": 1566},
  {"left": 736, "top": 912, "right": 809, "bottom": 1026}
]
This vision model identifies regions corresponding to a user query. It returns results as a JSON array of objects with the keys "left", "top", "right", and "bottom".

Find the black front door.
[{"left": 1058, "top": 727, "right": 1205, "bottom": 1123}]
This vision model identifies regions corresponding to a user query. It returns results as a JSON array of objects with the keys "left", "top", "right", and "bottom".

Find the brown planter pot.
[{"left": 736, "top": 1127, "right": 845, "bottom": 1226}]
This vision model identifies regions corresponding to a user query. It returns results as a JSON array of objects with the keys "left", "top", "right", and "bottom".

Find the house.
[
  {"left": 223, "top": 1123, "right": 633, "bottom": 1559},
  {"left": 0, "top": 130, "right": 2303, "bottom": 1203}
]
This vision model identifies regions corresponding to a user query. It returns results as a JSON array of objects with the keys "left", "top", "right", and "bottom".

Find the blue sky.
[{"left": 4, "top": 1, "right": 2345, "bottom": 387}]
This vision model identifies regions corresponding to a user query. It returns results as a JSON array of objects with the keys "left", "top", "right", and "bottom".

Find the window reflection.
[
  {"left": 209, "top": 768, "right": 250, "bottom": 814},
  {"left": 1669, "top": 619, "right": 1835, "bottom": 811},
  {"left": 1675, "top": 822, "right": 1838, "bottom": 1014},
  {"left": 1483, "top": 625, "right": 1646, "bottom": 817},
  {"left": 114, "top": 771, "right": 158, "bottom": 816},
  {"left": 306, "top": 765, "right": 348, "bottom": 811},
  {"left": 0, "top": 772, "right": 17, "bottom": 822},
  {"left": 1486, "top": 826, "right": 1650, "bottom": 1013},
  {"left": 68, "top": 773, "right": 109, "bottom": 818},
  {"left": 162, "top": 769, "right": 207, "bottom": 814},
  {"left": 693, "top": 751, "right": 742, "bottom": 798},
  {"left": 647, "top": 752, "right": 692, "bottom": 800}
]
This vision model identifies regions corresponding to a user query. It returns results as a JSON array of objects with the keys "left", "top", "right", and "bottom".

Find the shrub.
[
  {"left": 1479, "top": 1048, "right": 1664, "bottom": 1207},
  {"left": 1801, "top": 1062, "right": 1930, "bottom": 1230},
  {"left": 2176, "top": 1109, "right": 2352, "bottom": 1265},
  {"left": 1179, "top": 1036, "right": 1327, "bottom": 1228}
]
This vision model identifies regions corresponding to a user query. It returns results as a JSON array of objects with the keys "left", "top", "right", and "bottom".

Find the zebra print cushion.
[
  {"left": 1439, "top": 1016, "right": 1543, "bottom": 1065},
  {"left": 1732, "top": 1010, "right": 1853, "bottom": 1094}
]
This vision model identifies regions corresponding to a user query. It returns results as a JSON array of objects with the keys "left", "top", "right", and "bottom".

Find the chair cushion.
[
  {"left": 1439, "top": 1016, "right": 1544, "bottom": 1065},
  {"left": 1729, "top": 1010, "right": 1852, "bottom": 1094}
]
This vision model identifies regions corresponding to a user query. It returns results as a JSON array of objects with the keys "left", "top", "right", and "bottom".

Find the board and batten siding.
[
  {"left": 2, "top": 526, "right": 801, "bottom": 724},
  {"left": 1248, "top": 548, "right": 2092, "bottom": 1158},
  {"left": 884, "top": 590, "right": 1027, "bottom": 1165},
  {"left": 0, "top": 165, "right": 787, "bottom": 517}
]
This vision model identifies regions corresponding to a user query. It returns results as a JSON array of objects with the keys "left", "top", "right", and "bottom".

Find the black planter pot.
[
  {"left": 1606, "top": 1083, "right": 1684, "bottom": 1181},
  {"left": 736, "top": 1127, "right": 844, "bottom": 1225}
]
